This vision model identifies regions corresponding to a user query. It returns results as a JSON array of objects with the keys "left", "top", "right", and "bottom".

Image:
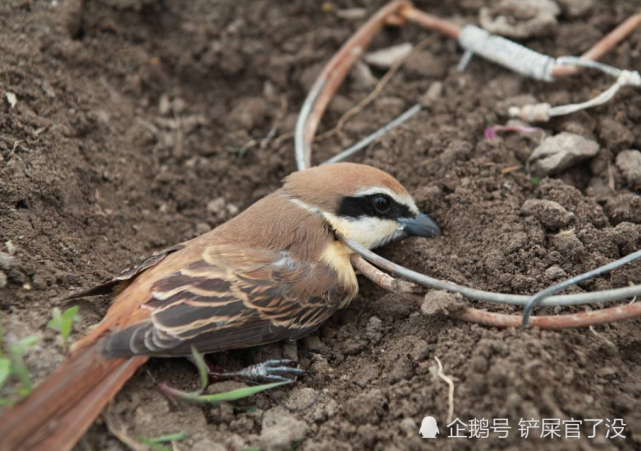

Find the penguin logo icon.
[{"left": 419, "top": 416, "right": 439, "bottom": 438}]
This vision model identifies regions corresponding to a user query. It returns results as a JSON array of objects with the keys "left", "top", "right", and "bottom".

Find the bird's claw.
[{"left": 223, "top": 359, "right": 306, "bottom": 383}]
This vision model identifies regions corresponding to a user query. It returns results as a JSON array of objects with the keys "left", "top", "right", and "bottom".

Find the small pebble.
[
  {"left": 5, "top": 241, "right": 17, "bottom": 255},
  {"left": 545, "top": 265, "right": 567, "bottom": 280},
  {"left": 260, "top": 409, "right": 308, "bottom": 451},
  {"left": 366, "top": 316, "right": 382, "bottom": 335},
  {"left": 192, "top": 440, "right": 226, "bottom": 451},
  {"left": 420, "top": 81, "right": 443, "bottom": 106},
  {"left": 207, "top": 197, "right": 226, "bottom": 214},
  {"left": 615, "top": 149, "right": 641, "bottom": 189},
  {"left": 522, "top": 199, "right": 574, "bottom": 229},
  {"left": 196, "top": 222, "right": 211, "bottom": 234},
  {"left": 400, "top": 417, "right": 418, "bottom": 436},
  {"left": 303, "top": 335, "right": 324, "bottom": 353},
  {"left": 5, "top": 92, "right": 17, "bottom": 108},
  {"left": 529, "top": 132, "right": 599, "bottom": 176},
  {"left": 336, "top": 8, "right": 367, "bottom": 20},
  {"left": 350, "top": 61, "right": 377, "bottom": 89},
  {"left": 228, "top": 97, "right": 268, "bottom": 129},
  {"left": 599, "top": 117, "right": 634, "bottom": 151},
  {"left": 364, "top": 43, "right": 413, "bottom": 69},
  {"left": 605, "top": 194, "right": 641, "bottom": 225},
  {"left": 282, "top": 343, "right": 298, "bottom": 362},
  {"left": 0, "top": 252, "right": 15, "bottom": 270},
  {"left": 480, "top": 0, "right": 560, "bottom": 39},
  {"left": 558, "top": 0, "right": 594, "bottom": 17},
  {"left": 403, "top": 52, "right": 448, "bottom": 79},
  {"left": 226, "top": 203, "right": 239, "bottom": 216}
]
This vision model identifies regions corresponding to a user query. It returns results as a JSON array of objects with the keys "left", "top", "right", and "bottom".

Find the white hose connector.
[
  {"left": 458, "top": 25, "right": 555, "bottom": 82},
  {"left": 509, "top": 66, "right": 641, "bottom": 122},
  {"left": 459, "top": 26, "right": 641, "bottom": 122}
]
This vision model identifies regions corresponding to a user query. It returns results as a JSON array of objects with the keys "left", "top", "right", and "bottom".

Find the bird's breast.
[{"left": 319, "top": 241, "right": 359, "bottom": 308}]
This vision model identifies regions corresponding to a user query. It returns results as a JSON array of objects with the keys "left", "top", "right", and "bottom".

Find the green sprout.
[
  {"left": 0, "top": 319, "right": 39, "bottom": 405},
  {"left": 46, "top": 306, "right": 80, "bottom": 349},
  {"left": 137, "top": 432, "right": 188, "bottom": 451},
  {"left": 226, "top": 139, "right": 258, "bottom": 163},
  {"left": 158, "top": 347, "right": 289, "bottom": 406}
]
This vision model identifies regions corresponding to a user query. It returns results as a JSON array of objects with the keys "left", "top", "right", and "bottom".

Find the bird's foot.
[{"left": 219, "top": 359, "right": 306, "bottom": 384}]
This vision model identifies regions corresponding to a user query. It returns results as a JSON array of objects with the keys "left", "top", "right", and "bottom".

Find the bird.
[{"left": 0, "top": 162, "right": 440, "bottom": 451}]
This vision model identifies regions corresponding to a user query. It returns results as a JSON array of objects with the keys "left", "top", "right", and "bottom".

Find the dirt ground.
[{"left": 1, "top": 0, "right": 641, "bottom": 450}]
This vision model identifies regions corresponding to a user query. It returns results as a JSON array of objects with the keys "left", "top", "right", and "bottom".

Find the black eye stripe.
[{"left": 337, "top": 194, "right": 412, "bottom": 220}]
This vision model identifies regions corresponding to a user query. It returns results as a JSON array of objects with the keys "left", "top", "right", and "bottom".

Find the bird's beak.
[{"left": 399, "top": 213, "right": 441, "bottom": 238}]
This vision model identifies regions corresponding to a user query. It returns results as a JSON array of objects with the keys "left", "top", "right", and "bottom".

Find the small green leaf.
[
  {"left": 0, "top": 358, "right": 10, "bottom": 388},
  {"left": 136, "top": 432, "right": 188, "bottom": 451},
  {"left": 0, "top": 398, "right": 15, "bottom": 407},
  {"left": 47, "top": 307, "right": 62, "bottom": 330},
  {"left": 9, "top": 353, "right": 32, "bottom": 395},
  {"left": 6, "top": 336, "right": 37, "bottom": 395},
  {"left": 62, "top": 305, "right": 80, "bottom": 322},
  {"left": 190, "top": 347, "right": 209, "bottom": 393},
  {"left": 47, "top": 306, "right": 80, "bottom": 348},
  {"left": 6, "top": 336, "right": 37, "bottom": 357},
  {"left": 159, "top": 348, "right": 290, "bottom": 406},
  {"left": 160, "top": 380, "right": 289, "bottom": 406},
  {"left": 148, "top": 433, "right": 188, "bottom": 443},
  {"left": 136, "top": 437, "right": 172, "bottom": 451},
  {"left": 530, "top": 177, "right": 541, "bottom": 185},
  {"left": 16, "top": 336, "right": 38, "bottom": 350},
  {"left": 193, "top": 381, "right": 289, "bottom": 406},
  {"left": 226, "top": 140, "right": 257, "bottom": 163},
  {"left": 0, "top": 313, "right": 38, "bottom": 402}
]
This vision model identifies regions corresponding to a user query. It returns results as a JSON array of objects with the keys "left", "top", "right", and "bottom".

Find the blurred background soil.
[{"left": 1, "top": 0, "right": 640, "bottom": 450}]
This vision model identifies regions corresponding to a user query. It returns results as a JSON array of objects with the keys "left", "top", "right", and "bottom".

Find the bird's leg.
[
  {"left": 187, "top": 355, "right": 305, "bottom": 384},
  {"left": 217, "top": 359, "right": 306, "bottom": 384},
  {"left": 185, "top": 354, "right": 225, "bottom": 383}
]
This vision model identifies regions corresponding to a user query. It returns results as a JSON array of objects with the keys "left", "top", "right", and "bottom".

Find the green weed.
[
  {"left": 158, "top": 347, "right": 289, "bottom": 406},
  {"left": 46, "top": 305, "right": 80, "bottom": 349},
  {"left": 0, "top": 319, "right": 39, "bottom": 406},
  {"left": 137, "top": 432, "right": 188, "bottom": 451}
]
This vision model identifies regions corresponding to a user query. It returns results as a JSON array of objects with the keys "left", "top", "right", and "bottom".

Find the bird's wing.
[
  {"left": 101, "top": 244, "right": 351, "bottom": 357},
  {"left": 63, "top": 244, "right": 186, "bottom": 300}
]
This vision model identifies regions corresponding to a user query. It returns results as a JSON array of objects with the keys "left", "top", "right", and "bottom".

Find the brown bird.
[{"left": 0, "top": 162, "right": 440, "bottom": 451}]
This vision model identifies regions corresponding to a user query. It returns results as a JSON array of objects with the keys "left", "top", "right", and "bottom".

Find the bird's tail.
[{"left": 0, "top": 342, "right": 147, "bottom": 451}]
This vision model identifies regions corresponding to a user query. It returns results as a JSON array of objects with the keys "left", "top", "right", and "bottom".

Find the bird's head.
[{"left": 283, "top": 163, "right": 441, "bottom": 249}]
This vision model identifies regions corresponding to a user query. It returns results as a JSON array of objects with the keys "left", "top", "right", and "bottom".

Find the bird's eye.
[{"left": 373, "top": 195, "right": 391, "bottom": 214}]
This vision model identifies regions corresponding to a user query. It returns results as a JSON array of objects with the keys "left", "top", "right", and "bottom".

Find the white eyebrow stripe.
[
  {"left": 288, "top": 198, "right": 320, "bottom": 214},
  {"left": 353, "top": 187, "right": 419, "bottom": 215},
  {"left": 354, "top": 187, "right": 397, "bottom": 198}
]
